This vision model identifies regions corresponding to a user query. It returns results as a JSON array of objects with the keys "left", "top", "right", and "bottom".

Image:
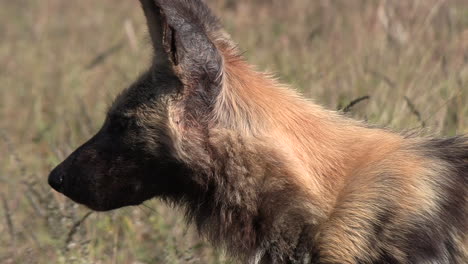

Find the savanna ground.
[{"left": 1, "top": 0, "right": 467, "bottom": 263}]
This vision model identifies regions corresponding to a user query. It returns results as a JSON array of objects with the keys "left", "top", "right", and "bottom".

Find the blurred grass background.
[{"left": 1, "top": 0, "right": 467, "bottom": 263}]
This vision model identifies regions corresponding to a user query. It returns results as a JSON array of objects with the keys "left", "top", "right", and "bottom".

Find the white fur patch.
[{"left": 249, "top": 248, "right": 265, "bottom": 264}]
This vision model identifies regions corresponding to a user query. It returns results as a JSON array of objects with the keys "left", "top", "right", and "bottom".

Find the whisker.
[{"left": 142, "top": 203, "right": 160, "bottom": 215}]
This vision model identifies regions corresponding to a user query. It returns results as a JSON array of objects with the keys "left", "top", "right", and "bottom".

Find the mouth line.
[
  {"left": 48, "top": 173, "right": 152, "bottom": 212},
  {"left": 65, "top": 191, "right": 147, "bottom": 212},
  {"left": 83, "top": 201, "right": 144, "bottom": 212}
]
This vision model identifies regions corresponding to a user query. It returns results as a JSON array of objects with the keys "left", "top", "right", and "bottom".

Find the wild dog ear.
[
  {"left": 139, "top": 0, "right": 172, "bottom": 66},
  {"left": 139, "top": 0, "right": 223, "bottom": 90}
]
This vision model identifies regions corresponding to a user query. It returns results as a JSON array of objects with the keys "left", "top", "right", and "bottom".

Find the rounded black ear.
[{"left": 139, "top": 0, "right": 223, "bottom": 89}]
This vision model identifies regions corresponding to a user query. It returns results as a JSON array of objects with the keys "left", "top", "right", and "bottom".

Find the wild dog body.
[{"left": 48, "top": 0, "right": 468, "bottom": 263}]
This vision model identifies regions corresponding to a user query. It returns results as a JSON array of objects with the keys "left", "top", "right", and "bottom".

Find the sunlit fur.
[
  {"left": 155, "top": 4, "right": 467, "bottom": 263},
  {"left": 49, "top": 1, "right": 468, "bottom": 263},
  {"left": 154, "top": 23, "right": 467, "bottom": 263}
]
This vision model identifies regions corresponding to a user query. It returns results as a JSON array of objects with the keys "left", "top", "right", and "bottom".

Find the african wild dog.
[{"left": 48, "top": 0, "right": 467, "bottom": 263}]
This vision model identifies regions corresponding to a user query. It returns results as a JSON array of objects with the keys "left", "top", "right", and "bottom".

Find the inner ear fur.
[
  {"left": 139, "top": 0, "right": 224, "bottom": 90},
  {"left": 139, "top": 0, "right": 172, "bottom": 66}
]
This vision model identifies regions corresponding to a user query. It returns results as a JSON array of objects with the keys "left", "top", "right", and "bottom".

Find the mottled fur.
[{"left": 49, "top": 1, "right": 468, "bottom": 263}]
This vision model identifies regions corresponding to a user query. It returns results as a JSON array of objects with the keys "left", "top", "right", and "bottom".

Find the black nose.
[{"left": 48, "top": 167, "right": 64, "bottom": 192}]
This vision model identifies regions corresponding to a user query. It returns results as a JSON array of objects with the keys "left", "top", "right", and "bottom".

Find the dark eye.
[{"left": 108, "top": 116, "right": 131, "bottom": 134}]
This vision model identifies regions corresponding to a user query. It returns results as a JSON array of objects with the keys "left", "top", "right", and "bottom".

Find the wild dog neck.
[
  {"left": 165, "top": 126, "right": 325, "bottom": 262},
  {"left": 213, "top": 48, "right": 354, "bottom": 203}
]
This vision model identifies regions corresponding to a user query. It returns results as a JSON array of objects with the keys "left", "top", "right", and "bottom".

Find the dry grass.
[{"left": 1, "top": 0, "right": 467, "bottom": 263}]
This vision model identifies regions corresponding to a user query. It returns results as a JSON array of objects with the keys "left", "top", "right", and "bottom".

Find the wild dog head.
[{"left": 48, "top": 0, "right": 228, "bottom": 211}]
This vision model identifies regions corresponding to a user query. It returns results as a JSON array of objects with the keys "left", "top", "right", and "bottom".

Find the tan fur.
[
  {"left": 186, "top": 35, "right": 408, "bottom": 214},
  {"left": 50, "top": 2, "right": 467, "bottom": 262},
  {"left": 163, "top": 30, "right": 467, "bottom": 262}
]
